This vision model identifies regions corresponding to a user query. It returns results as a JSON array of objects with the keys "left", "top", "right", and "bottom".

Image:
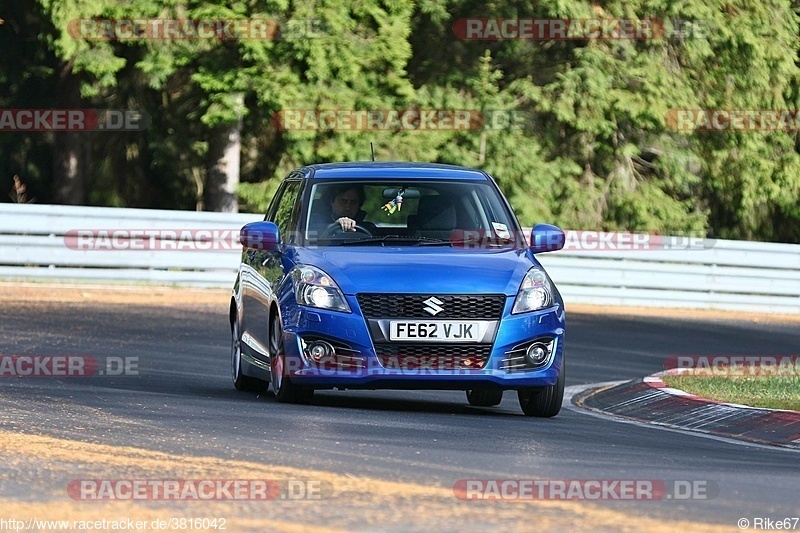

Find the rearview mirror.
[{"left": 382, "top": 187, "right": 421, "bottom": 199}]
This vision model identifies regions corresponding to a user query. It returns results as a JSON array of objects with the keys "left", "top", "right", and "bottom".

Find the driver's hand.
[{"left": 336, "top": 217, "right": 357, "bottom": 231}]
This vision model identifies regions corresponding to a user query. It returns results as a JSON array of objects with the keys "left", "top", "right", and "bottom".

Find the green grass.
[{"left": 662, "top": 375, "right": 800, "bottom": 411}]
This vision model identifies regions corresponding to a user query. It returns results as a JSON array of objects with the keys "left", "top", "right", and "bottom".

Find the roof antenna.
[{"left": 370, "top": 142, "right": 375, "bottom": 162}]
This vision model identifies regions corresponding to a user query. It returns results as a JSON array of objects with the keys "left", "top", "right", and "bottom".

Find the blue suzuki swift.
[{"left": 230, "top": 162, "right": 566, "bottom": 417}]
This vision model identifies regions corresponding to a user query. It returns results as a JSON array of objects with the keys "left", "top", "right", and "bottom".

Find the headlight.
[
  {"left": 512, "top": 267, "right": 553, "bottom": 314},
  {"left": 290, "top": 265, "right": 351, "bottom": 313}
]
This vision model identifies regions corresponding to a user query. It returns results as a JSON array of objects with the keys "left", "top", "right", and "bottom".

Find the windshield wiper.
[
  {"left": 447, "top": 238, "right": 514, "bottom": 248},
  {"left": 337, "top": 235, "right": 516, "bottom": 247},
  {"left": 337, "top": 235, "right": 450, "bottom": 246}
]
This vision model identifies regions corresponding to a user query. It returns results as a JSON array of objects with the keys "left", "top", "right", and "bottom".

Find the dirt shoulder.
[
  {"left": 0, "top": 282, "right": 230, "bottom": 307},
  {"left": 3, "top": 283, "right": 797, "bottom": 324},
  {"left": 0, "top": 431, "right": 733, "bottom": 532}
]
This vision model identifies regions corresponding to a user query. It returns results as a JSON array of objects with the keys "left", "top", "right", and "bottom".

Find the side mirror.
[
  {"left": 240, "top": 221, "right": 280, "bottom": 251},
  {"left": 530, "top": 224, "right": 565, "bottom": 253}
]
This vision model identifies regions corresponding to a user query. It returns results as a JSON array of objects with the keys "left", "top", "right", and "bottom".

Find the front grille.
[
  {"left": 375, "top": 344, "right": 491, "bottom": 370},
  {"left": 357, "top": 294, "right": 506, "bottom": 319}
]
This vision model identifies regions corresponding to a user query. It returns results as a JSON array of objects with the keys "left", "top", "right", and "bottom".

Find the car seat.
[{"left": 407, "top": 195, "right": 457, "bottom": 240}]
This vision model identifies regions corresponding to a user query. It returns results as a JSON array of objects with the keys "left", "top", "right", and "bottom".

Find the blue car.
[{"left": 230, "top": 162, "right": 566, "bottom": 417}]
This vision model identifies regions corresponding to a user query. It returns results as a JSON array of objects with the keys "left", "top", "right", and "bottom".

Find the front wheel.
[
  {"left": 518, "top": 365, "right": 565, "bottom": 418},
  {"left": 269, "top": 314, "right": 314, "bottom": 404}
]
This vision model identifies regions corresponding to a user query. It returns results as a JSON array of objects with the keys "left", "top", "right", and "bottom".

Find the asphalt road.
[{"left": 1, "top": 298, "right": 799, "bottom": 527}]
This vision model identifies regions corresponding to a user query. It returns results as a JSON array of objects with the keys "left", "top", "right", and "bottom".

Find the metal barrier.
[
  {"left": 1, "top": 203, "right": 798, "bottom": 313},
  {"left": 537, "top": 237, "right": 800, "bottom": 313},
  {"left": 0, "top": 203, "right": 252, "bottom": 287}
]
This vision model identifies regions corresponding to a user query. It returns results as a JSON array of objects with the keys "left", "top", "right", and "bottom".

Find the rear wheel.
[
  {"left": 518, "top": 364, "right": 565, "bottom": 418},
  {"left": 231, "top": 318, "right": 262, "bottom": 392},
  {"left": 466, "top": 389, "right": 503, "bottom": 407},
  {"left": 270, "top": 313, "right": 314, "bottom": 404}
]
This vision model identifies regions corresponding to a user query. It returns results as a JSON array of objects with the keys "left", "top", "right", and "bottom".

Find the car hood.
[{"left": 292, "top": 246, "right": 538, "bottom": 295}]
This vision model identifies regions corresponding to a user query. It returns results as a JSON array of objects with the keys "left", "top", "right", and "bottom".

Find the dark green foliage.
[{"left": 1, "top": 0, "right": 799, "bottom": 241}]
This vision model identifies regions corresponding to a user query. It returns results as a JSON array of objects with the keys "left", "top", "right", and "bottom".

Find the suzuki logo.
[{"left": 422, "top": 296, "right": 444, "bottom": 316}]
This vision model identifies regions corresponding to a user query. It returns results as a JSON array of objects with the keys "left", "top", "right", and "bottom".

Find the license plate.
[{"left": 389, "top": 321, "right": 483, "bottom": 342}]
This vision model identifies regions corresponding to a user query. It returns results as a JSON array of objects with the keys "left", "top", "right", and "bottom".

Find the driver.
[{"left": 310, "top": 184, "right": 377, "bottom": 236}]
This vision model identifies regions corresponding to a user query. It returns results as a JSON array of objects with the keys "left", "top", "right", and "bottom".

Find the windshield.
[{"left": 303, "top": 180, "right": 520, "bottom": 247}]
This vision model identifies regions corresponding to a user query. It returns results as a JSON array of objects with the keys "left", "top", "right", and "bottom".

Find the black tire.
[
  {"left": 466, "top": 389, "right": 503, "bottom": 407},
  {"left": 518, "top": 364, "right": 565, "bottom": 418},
  {"left": 231, "top": 317, "right": 263, "bottom": 392},
  {"left": 269, "top": 313, "right": 314, "bottom": 404}
]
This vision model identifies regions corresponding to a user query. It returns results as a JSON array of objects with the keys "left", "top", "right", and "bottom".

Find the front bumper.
[{"left": 278, "top": 295, "right": 565, "bottom": 390}]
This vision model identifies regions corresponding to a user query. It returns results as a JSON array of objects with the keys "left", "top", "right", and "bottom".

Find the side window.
[
  {"left": 264, "top": 182, "right": 287, "bottom": 222},
  {"left": 264, "top": 171, "right": 303, "bottom": 222},
  {"left": 273, "top": 180, "right": 302, "bottom": 241}
]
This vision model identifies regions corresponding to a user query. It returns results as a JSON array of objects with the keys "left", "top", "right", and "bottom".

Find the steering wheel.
[{"left": 320, "top": 222, "right": 373, "bottom": 238}]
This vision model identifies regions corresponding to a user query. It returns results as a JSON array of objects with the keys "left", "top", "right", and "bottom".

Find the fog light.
[
  {"left": 307, "top": 340, "right": 335, "bottom": 363},
  {"left": 525, "top": 343, "right": 549, "bottom": 365}
]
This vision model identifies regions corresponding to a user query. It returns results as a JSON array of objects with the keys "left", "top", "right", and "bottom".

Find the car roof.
[{"left": 298, "top": 162, "right": 489, "bottom": 181}]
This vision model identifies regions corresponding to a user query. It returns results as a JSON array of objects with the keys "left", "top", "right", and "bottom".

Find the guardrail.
[
  {"left": 536, "top": 238, "right": 800, "bottom": 314},
  {"left": 0, "top": 203, "right": 252, "bottom": 287},
  {"left": 1, "top": 203, "right": 798, "bottom": 313}
]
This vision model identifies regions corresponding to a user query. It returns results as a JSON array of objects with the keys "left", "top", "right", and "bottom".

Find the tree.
[
  {"left": 2, "top": 0, "right": 799, "bottom": 242},
  {"left": 37, "top": 0, "right": 126, "bottom": 204}
]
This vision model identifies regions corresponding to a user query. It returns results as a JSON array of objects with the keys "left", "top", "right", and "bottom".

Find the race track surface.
[{"left": 1, "top": 287, "right": 798, "bottom": 530}]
